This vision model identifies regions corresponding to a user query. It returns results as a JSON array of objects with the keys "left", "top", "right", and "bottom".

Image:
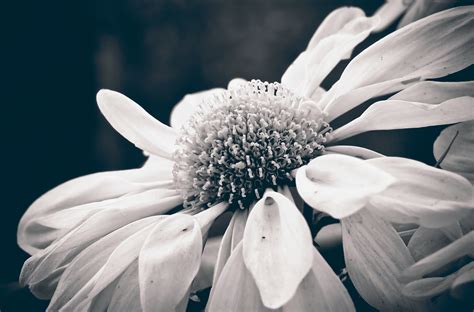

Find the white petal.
[
  {"left": 321, "top": 6, "right": 474, "bottom": 121},
  {"left": 324, "top": 145, "right": 384, "bottom": 159},
  {"left": 331, "top": 96, "right": 474, "bottom": 142},
  {"left": 97, "top": 89, "right": 178, "bottom": 159},
  {"left": 434, "top": 120, "right": 474, "bottom": 183},
  {"left": 170, "top": 88, "right": 225, "bottom": 130},
  {"left": 139, "top": 214, "right": 203, "bottom": 312},
  {"left": 390, "top": 81, "right": 474, "bottom": 103},
  {"left": 207, "top": 243, "right": 272, "bottom": 312},
  {"left": 242, "top": 191, "right": 313, "bottom": 309},
  {"left": 451, "top": 264, "right": 474, "bottom": 299},
  {"left": 368, "top": 157, "right": 473, "bottom": 227},
  {"left": 283, "top": 249, "right": 355, "bottom": 312},
  {"left": 399, "top": 0, "right": 458, "bottom": 28},
  {"left": 191, "top": 236, "right": 222, "bottom": 293},
  {"left": 372, "top": 0, "right": 410, "bottom": 32},
  {"left": 342, "top": 209, "right": 426, "bottom": 311},
  {"left": 108, "top": 262, "right": 141, "bottom": 311},
  {"left": 295, "top": 154, "right": 395, "bottom": 219},
  {"left": 282, "top": 7, "right": 378, "bottom": 98}
]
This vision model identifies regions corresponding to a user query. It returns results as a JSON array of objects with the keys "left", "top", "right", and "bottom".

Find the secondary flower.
[{"left": 18, "top": 6, "right": 474, "bottom": 312}]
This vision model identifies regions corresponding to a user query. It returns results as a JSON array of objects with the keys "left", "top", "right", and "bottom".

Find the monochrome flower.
[{"left": 18, "top": 5, "right": 474, "bottom": 312}]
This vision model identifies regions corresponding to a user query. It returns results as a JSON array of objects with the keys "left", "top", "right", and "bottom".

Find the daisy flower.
[{"left": 18, "top": 5, "right": 474, "bottom": 312}]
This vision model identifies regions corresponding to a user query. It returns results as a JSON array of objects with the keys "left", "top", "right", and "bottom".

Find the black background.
[{"left": 1, "top": 0, "right": 472, "bottom": 310}]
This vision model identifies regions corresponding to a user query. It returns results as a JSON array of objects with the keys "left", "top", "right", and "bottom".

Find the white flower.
[{"left": 18, "top": 6, "right": 474, "bottom": 312}]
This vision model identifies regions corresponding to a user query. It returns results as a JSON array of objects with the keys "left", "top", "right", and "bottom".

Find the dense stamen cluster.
[{"left": 173, "top": 80, "right": 332, "bottom": 210}]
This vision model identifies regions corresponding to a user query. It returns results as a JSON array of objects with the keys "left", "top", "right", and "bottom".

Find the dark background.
[{"left": 1, "top": 0, "right": 472, "bottom": 310}]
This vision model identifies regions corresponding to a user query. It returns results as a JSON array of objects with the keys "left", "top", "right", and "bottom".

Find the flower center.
[{"left": 173, "top": 80, "right": 331, "bottom": 210}]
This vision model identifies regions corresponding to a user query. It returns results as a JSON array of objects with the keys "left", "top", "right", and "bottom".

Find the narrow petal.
[
  {"left": 321, "top": 6, "right": 474, "bottom": 121},
  {"left": 342, "top": 209, "right": 426, "bottom": 311},
  {"left": 451, "top": 264, "right": 474, "bottom": 299},
  {"left": 242, "top": 191, "right": 313, "bottom": 309},
  {"left": 368, "top": 157, "right": 473, "bottom": 227},
  {"left": 139, "top": 214, "right": 203, "bottom": 312},
  {"left": 282, "top": 7, "right": 378, "bottom": 98},
  {"left": 434, "top": 120, "right": 474, "bottom": 183},
  {"left": 372, "top": 0, "right": 410, "bottom": 32},
  {"left": 324, "top": 145, "right": 384, "bottom": 159},
  {"left": 191, "top": 236, "right": 222, "bottom": 293},
  {"left": 207, "top": 243, "right": 272, "bottom": 312},
  {"left": 170, "top": 88, "right": 225, "bottom": 130},
  {"left": 402, "top": 231, "right": 474, "bottom": 280},
  {"left": 295, "top": 154, "right": 395, "bottom": 219},
  {"left": 331, "top": 96, "right": 474, "bottom": 142},
  {"left": 97, "top": 89, "right": 178, "bottom": 159},
  {"left": 284, "top": 249, "right": 355, "bottom": 311},
  {"left": 390, "top": 81, "right": 474, "bottom": 103},
  {"left": 399, "top": 0, "right": 458, "bottom": 28},
  {"left": 108, "top": 262, "right": 141, "bottom": 311}
]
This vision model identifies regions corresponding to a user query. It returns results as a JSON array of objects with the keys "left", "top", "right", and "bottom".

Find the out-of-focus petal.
[
  {"left": 342, "top": 209, "right": 426, "bottom": 311},
  {"left": 139, "top": 214, "right": 203, "bottom": 312},
  {"left": 242, "top": 191, "right": 313, "bottom": 309},
  {"left": 372, "top": 0, "right": 411, "bottom": 32},
  {"left": 331, "top": 96, "right": 474, "bottom": 142},
  {"left": 97, "top": 89, "right": 178, "bottom": 159},
  {"left": 399, "top": 0, "right": 459, "bottom": 28},
  {"left": 295, "top": 154, "right": 395, "bottom": 219},
  {"left": 207, "top": 243, "right": 272, "bottom": 312},
  {"left": 282, "top": 7, "right": 378, "bottom": 99},
  {"left": 191, "top": 236, "right": 222, "bottom": 293},
  {"left": 402, "top": 232, "right": 474, "bottom": 281},
  {"left": 321, "top": 6, "right": 474, "bottom": 121},
  {"left": 368, "top": 157, "right": 473, "bottom": 228},
  {"left": 284, "top": 249, "right": 355, "bottom": 311},
  {"left": 451, "top": 264, "right": 474, "bottom": 299},
  {"left": 170, "top": 88, "right": 225, "bottom": 130},
  {"left": 434, "top": 120, "right": 474, "bottom": 183},
  {"left": 324, "top": 145, "right": 384, "bottom": 159}
]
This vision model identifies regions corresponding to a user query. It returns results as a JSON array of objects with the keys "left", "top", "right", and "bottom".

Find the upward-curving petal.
[
  {"left": 242, "top": 191, "right": 313, "bottom": 309},
  {"left": 97, "top": 89, "right": 178, "bottom": 159},
  {"left": 321, "top": 6, "right": 474, "bottom": 121}
]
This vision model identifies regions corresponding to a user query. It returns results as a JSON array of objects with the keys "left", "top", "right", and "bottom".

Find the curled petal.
[
  {"left": 399, "top": 0, "right": 459, "bottom": 28},
  {"left": 331, "top": 96, "right": 474, "bottom": 142},
  {"left": 97, "top": 89, "right": 178, "bottom": 159},
  {"left": 108, "top": 262, "right": 141, "bottom": 311},
  {"left": 321, "top": 6, "right": 474, "bottom": 121},
  {"left": 242, "top": 191, "right": 313, "bottom": 309},
  {"left": 372, "top": 0, "right": 410, "bottom": 32},
  {"left": 342, "top": 209, "right": 426, "bottom": 311},
  {"left": 170, "top": 88, "right": 225, "bottom": 130},
  {"left": 368, "top": 157, "right": 473, "bottom": 228},
  {"left": 324, "top": 145, "right": 384, "bottom": 159},
  {"left": 139, "top": 214, "right": 203, "bottom": 312},
  {"left": 295, "top": 154, "right": 395, "bottom": 219},
  {"left": 451, "top": 264, "right": 474, "bottom": 299},
  {"left": 434, "top": 120, "right": 474, "bottom": 183}
]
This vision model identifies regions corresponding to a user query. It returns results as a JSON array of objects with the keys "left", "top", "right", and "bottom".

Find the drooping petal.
[
  {"left": 342, "top": 209, "right": 426, "bottom": 311},
  {"left": 191, "top": 236, "right": 222, "bottom": 293},
  {"left": 284, "top": 249, "right": 355, "bottom": 312},
  {"left": 402, "top": 231, "right": 474, "bottom": 281},
  {"left": 368, "top": 157, "right": 473, "bottom": 228},
  {"left": 398, "top": 0, "right": 459, "bottom": 28},
  {"left": 295, "top": 154, "right": 395, "bottom": 219},
  {"left": 331, "top": 96, "right": 474, "bottom": 142},
  {"left": 372, "top": 0, "right": 411, "bottom": 32},
  {"left": 97, "top": 89, "right": 178, "bottom": 159},
  {"left": 434, "top": 120, "right": 474, "bottom": 183},
  {"left": 139, "top": 214, "right": 203, "bottom": 312},
  {"left": 324, "top": 145, "right": 384, "bottom": 159},
  {"left": 108, "top": 262, "right": 141, "bottom": 311},
  {"left": 207, "top": 243, "right": 273, "bottom": 312},
  {"left": 282, "top": 7, "right": 378, "bottom": 99},
  {"left": 170, "top": 88, "right": 225, "bottom": 130},
  {"left": 242, "top": 191, "right": 313, "bottom": 309},
  {"left": 321, "top": 6, "right": 474, "bottom": 121},
  {"left": 451, "top": 264, "right": 474, "bottom": 299}
]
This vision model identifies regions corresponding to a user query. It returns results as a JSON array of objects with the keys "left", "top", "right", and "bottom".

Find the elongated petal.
[
  {"left": 434, "top": 120, "right": 474, "bottom": 183},
  {"left": 402, "top": 232, "right": 474, "bottom": 280},
  {"left": 324, "top": 145, "right": 384, "bottom": 159},
  {"left": 295, "top": 154, "right": 395, "bottom": 219},
  {"left": 97, "top": 89, "right": 178, "bottom": 159},
  {"left": 242, "top": 191, "right": 313, "bottom": 309},
  {"left": 284, "top": 249, "right": 355, "bottom": 312},
  {"left": 331, "top": 96, "right": 474, "bottom": 141},
  {"left": 207, "top": 243, "right": 272, "bottom": 312},
  {"left": 342, "top": 210, "right": 426, "bottom": 311},
  {"left": 139, "top": 214, "right": 203, "bottom": 312},
  {"left": 46, "top": 217, "right": 158, "bottom": 310},
  {"left": 399, "top": 0, "right": 458, "bottom": 28},
  {"left": 108, "top": 262, "right": 141, "bottom": 311},
  {"left": 368, "top": 157, "right": 473, "bottom": 227},
  {"left": 372, "top": 0, "right": 410, "bottom": 32},
  {"left": 282, "top": 7, "right": 378, "bottom": 98},
  {"left": 451, "top": 264, "right": 474, "bottom": 299},
  {"left": 170, "top": 88, "right": 225, "bottom": 130},
  {"left": 321, "top": 6, "right": 474, "bottom": 121},
  {"left": 191, "top": 236, "right": 222, "bottom": 293},
  {"left": 390, "top": 80, "right": 474, "bottom": 103}
]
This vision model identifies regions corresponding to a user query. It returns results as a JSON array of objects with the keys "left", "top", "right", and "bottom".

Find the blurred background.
[{"left": 1, "top": 0, "right": 472, "bottom": 310}]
